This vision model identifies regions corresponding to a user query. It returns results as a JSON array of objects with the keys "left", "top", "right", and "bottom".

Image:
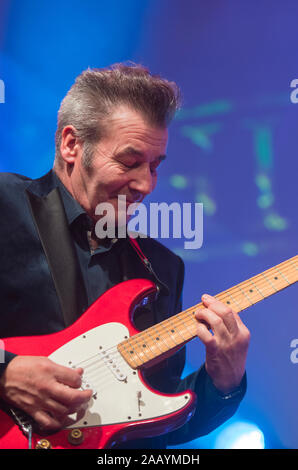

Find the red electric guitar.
[{"left": 0, "top": 255, "right": 297, "bottom": 449}]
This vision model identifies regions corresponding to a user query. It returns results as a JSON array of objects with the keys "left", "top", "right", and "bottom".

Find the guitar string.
[
  {"left": 75, "top": 347, "right": 140, "bottom": 389},
  {"left": 117, "top": 261, "right": 298, "bottom": 364},
  {"left": 75, "top": 258, "right": 298, "bottom": 388},
  {"left": 68, "top": 261, "right": 298, "bottom": 391},
  {"left": 73, "top": 261, "right": 298, "bottom": 375},
  {"left": 73, "top": 260, "right": 298, "bottom": 374},
  {"left": 74, "top": 286, "right": 298, "bottom": 392},
  {"left": 7, "top": 259, "right": 297, "bottom": 424},
  {"left": 113, "top": 259, "right": 298, "bottom": 364},
  {"left": 76, "top": 265, "right": 278, "bottom": 392}
]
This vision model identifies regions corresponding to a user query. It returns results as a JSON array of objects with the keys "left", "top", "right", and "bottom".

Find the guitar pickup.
[
  {"left": 81, "top": 377, "right": 97, "bottom": 399},
  {"left": 98, "top": 349, "right": 127, "bottom": 382}
]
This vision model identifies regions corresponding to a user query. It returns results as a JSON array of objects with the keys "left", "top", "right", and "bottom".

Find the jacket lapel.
[{"left": 26, "top": 172, "right": 87, "bottom": 327}]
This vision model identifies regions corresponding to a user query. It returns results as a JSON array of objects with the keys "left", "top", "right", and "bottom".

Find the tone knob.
[
  {"left": 35, "top": 439, "right": 52, "bottom": 449},
  {"left": 68, "top": 428, "right": 84, "bottom": 445}
]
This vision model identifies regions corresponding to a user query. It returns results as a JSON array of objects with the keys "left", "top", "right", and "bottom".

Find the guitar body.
[{"left": 0, "top": 279, "right": 196, "bottom": 449}]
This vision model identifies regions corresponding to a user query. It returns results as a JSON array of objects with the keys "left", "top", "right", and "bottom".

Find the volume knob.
[
  {"left": 35, "top": 439, "right": 52, "bottom": 449},
  {"left": 68, "top": 428, "right": 84, "bottom": 445}
]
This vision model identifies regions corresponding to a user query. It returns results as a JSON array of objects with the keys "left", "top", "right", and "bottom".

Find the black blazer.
[
  {"left": 0, "top": 170, "right": 183, "bottom": 334},
  {"left": 0, "top": 170, "right": 246, "bottom": 448}
]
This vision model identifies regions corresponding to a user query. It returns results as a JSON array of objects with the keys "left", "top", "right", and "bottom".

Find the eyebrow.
[{"left": 118, "top": 146, "right": 167, "bottom": 162}]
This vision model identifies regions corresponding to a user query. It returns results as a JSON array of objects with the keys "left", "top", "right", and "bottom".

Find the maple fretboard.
[{"left": 118, "top": 255, "right": 298, "bottom": 368}]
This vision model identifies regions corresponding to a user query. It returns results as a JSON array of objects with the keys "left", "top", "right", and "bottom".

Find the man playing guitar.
[{"left": 0, "top": 63, "right": 249, "bottom": 449}]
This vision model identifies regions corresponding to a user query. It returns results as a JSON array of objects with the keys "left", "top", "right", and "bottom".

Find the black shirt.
[{"left": 53, "top": 172, "right": 127, "bottom": 305}]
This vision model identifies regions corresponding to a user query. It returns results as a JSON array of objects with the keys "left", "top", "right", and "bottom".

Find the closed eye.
[{"left": 116, "top": 147, "right": 166, "bottom": 172}]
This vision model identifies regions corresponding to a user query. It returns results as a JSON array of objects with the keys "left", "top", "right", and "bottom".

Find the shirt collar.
[
  {"left": 52, "top": 170, "right": 89, "bottom": 227},
  {"left": 52, "top": 170, "right": 121, "bottom": 253}
]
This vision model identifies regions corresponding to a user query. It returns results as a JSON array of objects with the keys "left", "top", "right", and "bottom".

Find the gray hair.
[{"left": 54, "top": 62, "right": 181, "bottom": 168}]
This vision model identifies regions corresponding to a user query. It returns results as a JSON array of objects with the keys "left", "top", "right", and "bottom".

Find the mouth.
[
  {"left": 126, "top": 199, "right": 142, "bottom": 205},
  {"left": 110, "top": 195, "right": 143, "bottom": 206},
  {"left": 120, "top": 195, "right": 143, "bottom": 205}
]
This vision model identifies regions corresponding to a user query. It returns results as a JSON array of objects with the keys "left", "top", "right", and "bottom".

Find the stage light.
[
  {"left": 214, "top": 421, "right": 265, "bottom": 449},
  {"left": 170, "top": 174, "right": 188, "bottom": 189}
]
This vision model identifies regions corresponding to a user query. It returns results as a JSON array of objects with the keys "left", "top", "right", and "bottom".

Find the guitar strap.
[
  {"left": 26, "top": 188, "right": 87, "bottom": 327},
  {"left": 26, "top": 184, "right": 168, "bottom": 328},
  {"left": 127, "top": 236, "right": 170, "bottom": 297}
]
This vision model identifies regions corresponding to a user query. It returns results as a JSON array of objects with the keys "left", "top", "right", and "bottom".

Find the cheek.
[
  {"left": 93, "top": 172, "right": 130, "bottom": 200},
  {"left": 88, "top": 161, "right": 122, "bottom": 191}
]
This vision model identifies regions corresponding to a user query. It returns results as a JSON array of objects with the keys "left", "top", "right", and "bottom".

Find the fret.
[
  {"left": 146, "top": 324, "right": 170, "bottom": 354},
  {"left": 219, "top": 281, "right": 263, "bottom": 309},
  {"left": 248, "top": 278, "right": 265, "bottom": 300},
  {"left": 222, "top": 292, "right": 242, "bottom": 313},
  {"left": 162, "top": 317, "right": 184, "bottom": 345},
  {"left": 250, "top": 271, "right": 286, "bottom": 298},
  {"left": 289, "top": 259, "right": 298, "bottom": 272},
  {"left": 129, "top": 343, "right": 149, "bottom": 365},
  {"left": 261, "top": 273, "right": 278, "bottom": 293},
  {"left": 119, "top": 338, "right": 143, "bottom": 368},
  {"left": 128, "top": 342, "right": 149, "bottom": 367},
  {"left": 133, "top": 330, "right": 155, "bottom": 364},
  {"left": 138, "top": 329, "right": 163, "bottom": 358},
  {"left": 127, "top": 327, "right": 161, "bottom": 365},
  {"left": 137, "top": 311, "right": 194, "bottom": 362},
  {"left": 127, "top": 329, "right": 153, "bottom": 364},
  {"left": 179, "top": 311, "right": 197, "bottom": 338},
  {"left": 244, "top": 281, "right": 264, "bottom": 303},
  {"left": 183, "top": 306, "right": 206, "bottom": 338},
  {"left": 157, "top": 312, "right": 193, "bottom": 349},
  {"left": 153, "top": 322, "right": 178, "bottom": 351},
  {"left": 275, "top": 268, "right": 290, "bottom": 285},
  {"left": 238, "top": 285, "right": 254, "bottom": 306},
  {"left": 166, "top": 315, "right": 190, "bottom": 343},
  {"left": 118, "top": 255, "right": 298, "bottom": 369},
  {"left": 271, "top": 257, "right": 298, "bottom": 282},
  {"left": 157, "top": 319, "right": 180, "bottom": 349}
]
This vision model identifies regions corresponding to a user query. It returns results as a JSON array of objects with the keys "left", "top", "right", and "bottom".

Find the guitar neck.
[{"left": 118, "top": 255, "right": 298, "bottom": 369}]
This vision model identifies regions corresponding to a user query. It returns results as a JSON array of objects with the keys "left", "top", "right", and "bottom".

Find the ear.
[{"left": 59, "top": 125, "right": 83, "bottom": 165}]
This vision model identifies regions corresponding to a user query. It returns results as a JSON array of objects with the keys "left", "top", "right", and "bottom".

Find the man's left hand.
[{"left": 195, "top": 294, "right": 250, "bottom": 394}]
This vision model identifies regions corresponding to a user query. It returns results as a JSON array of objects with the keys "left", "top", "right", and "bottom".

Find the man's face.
[{"left": 68, "top": 106, "right": 168, "bottom": 226}]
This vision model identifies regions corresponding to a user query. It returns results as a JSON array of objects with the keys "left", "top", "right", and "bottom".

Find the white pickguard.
[{"left": 49, "top": 323, "right": 192, "bottom": 429}]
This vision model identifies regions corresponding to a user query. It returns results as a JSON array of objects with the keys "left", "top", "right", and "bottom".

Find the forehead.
[{"left": 104, "top": 106, "right": 168, "bottom": 150}]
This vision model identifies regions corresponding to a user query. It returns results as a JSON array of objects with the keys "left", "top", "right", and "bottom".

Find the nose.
[{"left": 129, "top": 164, "right": 155, "bottom": 198}]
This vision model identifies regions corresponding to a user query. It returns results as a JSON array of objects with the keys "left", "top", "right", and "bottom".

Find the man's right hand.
[{"left": 0, "top": 355, "right": 93, "bottom": 431}]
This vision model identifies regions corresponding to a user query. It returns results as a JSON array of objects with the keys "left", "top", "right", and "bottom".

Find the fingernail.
[{"left": 202, "top": 294, "right": 212, "bottom": 301}]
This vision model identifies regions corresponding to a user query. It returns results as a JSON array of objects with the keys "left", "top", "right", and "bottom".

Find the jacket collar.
[
  {"left": 25, "top": 169, "right": 88, "bottom": 326},
  {"left": 26, "top": 169, "right": 58, "bottom": 198}
]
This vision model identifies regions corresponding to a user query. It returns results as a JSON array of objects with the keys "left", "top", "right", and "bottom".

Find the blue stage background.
[{"left": 0, "top": 0, "right": 297, "bottom": 449}]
